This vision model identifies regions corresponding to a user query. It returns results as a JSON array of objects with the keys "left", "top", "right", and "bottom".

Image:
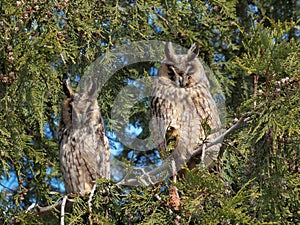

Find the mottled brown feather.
[
  {"left": 151, "top": 43, "right": 222, "bottom": 172},
  {"left": 59, "top": 81, "right": 110, "bottom": 195}
]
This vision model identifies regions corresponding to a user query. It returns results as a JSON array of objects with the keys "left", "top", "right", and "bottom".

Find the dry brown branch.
[{"left": 156, "top": 13, "right": 170, "bottom": 26}]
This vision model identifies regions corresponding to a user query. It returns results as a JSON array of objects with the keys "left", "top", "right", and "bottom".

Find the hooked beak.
[{"left": 179, "top": 76, "right": 184, "bottom": 87}]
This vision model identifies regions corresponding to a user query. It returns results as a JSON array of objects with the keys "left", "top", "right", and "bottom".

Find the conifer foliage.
[{"left": 0, "top": 0, "right": 299, "bottom": 224}]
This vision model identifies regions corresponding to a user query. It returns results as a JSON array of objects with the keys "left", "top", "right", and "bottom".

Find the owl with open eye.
[{"left": 151, "top": 42, "right": 222, "bottom": 173}]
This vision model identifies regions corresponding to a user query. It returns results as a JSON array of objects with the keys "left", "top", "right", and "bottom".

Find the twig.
[
  {"left": 60, "top": 53, "right": 66, "bottom": 65},
  {"left": 227, "top": 142, "right": 246, "bottom": 159},
  {"left": 174, "top": 215, "right": 182, "bottom": 225},
  {"left": 253, "top": 73, "right": 259, "bottom": 107},
  {"left": 118, "top": 116, "right": 251, "bottom": 186},
  {"left": 60, "top": 195, "right": 68, "bottom": 225},
  {"left": 36, "top": 198, "right": 75, "bottom": 215},
  {"left": 265, "top": 61, "right": 271, "bottom": 98},
  {"left": 200, "top": 143, "right": 207, "bottom": 169},
  {"left": 119, "top": 166, "right": 159, "bottom": 186},
  {"left": 155, "top": 194, "right": 162, "bottom": 201},
  {"left": 192, "top": 116, "right": 250, "bottom": 157},
  {"left": 171, "top": 160, "right": 177, "bottom": 183},
  {"left": 156, "top": 13, "right": 170, "bottom": 26},
  {"left": 170, "top": 160, "right": 180, "bottom": 210},
  {"left": 0, "top": 182, "right": 16, "bottom": 193},
  {"left": 88, "top": 184, "right": 97, "bottom": 225},
  {"left": 26, "top": 203, "right": 36, "bottom": 212},
  {"left": 37, "top": 202, "right": 60, "bottom": 215}
]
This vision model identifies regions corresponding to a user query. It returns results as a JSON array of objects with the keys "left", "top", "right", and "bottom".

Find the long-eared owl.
[
  {"left": 151, "top": 42, "right": 222, "bottom": 172},
  {"left": 58, "top": 80, "right": 110, "bottom": 195}
]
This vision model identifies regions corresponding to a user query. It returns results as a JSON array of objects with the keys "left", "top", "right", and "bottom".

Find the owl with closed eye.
[
  {"left": 151, "top": 42, "right": 222, "bottom": 173},
  {"left": 58, "top": 80, "right": 110, "bottom": 195}
]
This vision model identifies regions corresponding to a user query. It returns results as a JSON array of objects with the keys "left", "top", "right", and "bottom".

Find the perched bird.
[
  {"left": 151, "top": 42, "right": 222, "bottom": 174},
  {"left": 58, "top": 80, "right": 110, "bottom": 195}
]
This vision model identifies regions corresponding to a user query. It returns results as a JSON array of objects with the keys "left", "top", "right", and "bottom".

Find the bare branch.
[
  {"left": 36, "top": 197, "right": 74, "bottom": 216},
  {"left": 253, "top": 73, "right": 259, "bottom": 107},
  {"left": 192, "top": 116, "right": 250, "bottom": 157},
  {"left": 88, "top": 184, "right": 97, "bottom": 225},
  {"left": 119, "top": 116, "right": 250, "bottom": 186},
  {"left": 200, "top": 143, "right": 207, "bottom": 169},
  {"left": 60, "top": 195, "right": 68, "bottom": 225},
  {"left": 0, "top": 182, "right": 16, "bottom": 193},
  {"left": 36, "top": 202, "right": 60, "bottom": 215},
  {"left": 156, "top": 13, "right": 170, "bottom": 26},
  {"left": 26, "top": 203, "right": 36, "bottom": 212}
]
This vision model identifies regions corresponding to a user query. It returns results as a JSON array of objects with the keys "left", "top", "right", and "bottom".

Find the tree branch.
[
  {"left": 34, "top": 116, "right": 251, "bottom": 214},
  {"left": 36, "top": 197, "right": 74, "bottom": 216},
  {"left": 88, "top": 184, "right": 97, "bottom": 225},
  {"left": 119, "top": 115, "right": 251, "bottom": 186},
  {"left": 192, "top": 116, "right": 250, "bottom": 157},
  {"left": 156, "top": 13, "right": 170, "bottom": 26},
  {"left": 60, "top": 196, "right": 68, "bottom": 225}
]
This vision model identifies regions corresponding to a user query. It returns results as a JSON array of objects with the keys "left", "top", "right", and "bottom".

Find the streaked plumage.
[
  {"left": 151, "top": 42, "right": 222, "bottom": 172},
  {"left": 59, "top": 80, "right": 110, "bottom": 195}
]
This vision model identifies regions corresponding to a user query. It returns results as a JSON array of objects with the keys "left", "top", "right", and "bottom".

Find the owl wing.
[
  {"left": 189, "top": 84, "right": 222, "bottom": 165},
  {"left": 59, "top": 82, "right": 110, "bottom": 195},
  {"left": 151, "top": 78, "right": 196, "bottom": 172},
  {"left": 60, "top": 128, "right": 98, "bottom": 194},
  {"left": 151, "top": 79, "right": 173, "bottom": 159}
]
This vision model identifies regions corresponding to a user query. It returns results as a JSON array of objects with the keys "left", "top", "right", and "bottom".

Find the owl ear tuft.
[
  {"left": 165, "top": 42, "right": 176, "bottom": 61},
  {"left": 187, "top": 43, "right": 199, "bottom": 61},
  {"left": 87, "top": 81, "right": 98, "bottom": 97},
  {"left": 63, "top": 80, "right": 74, "bottom": 98}
]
